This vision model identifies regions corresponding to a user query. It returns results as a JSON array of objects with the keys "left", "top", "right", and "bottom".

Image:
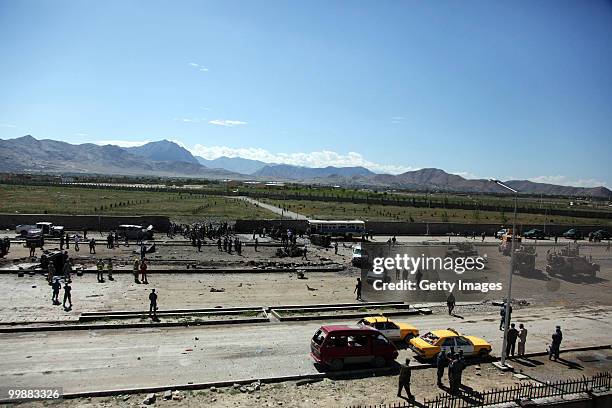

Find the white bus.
[{"left": 308, "top": 220, "right": 366, "bottom": 238}]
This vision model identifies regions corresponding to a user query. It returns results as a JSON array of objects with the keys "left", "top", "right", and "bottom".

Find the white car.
[{"left": 496, "top": 229, "right": 507, "bottom": 239}]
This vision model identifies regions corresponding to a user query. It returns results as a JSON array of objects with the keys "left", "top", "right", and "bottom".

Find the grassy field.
[
  {"left": 260, "top": 198, "right": 612, "bottom": 226},
  {"left": 0, "top": 185, "right": 275, "bottom": 222}
]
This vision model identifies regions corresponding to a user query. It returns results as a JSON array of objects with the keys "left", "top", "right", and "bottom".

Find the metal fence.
[{"left": 346, "top": 372, "right": 611, "bottom": 408}]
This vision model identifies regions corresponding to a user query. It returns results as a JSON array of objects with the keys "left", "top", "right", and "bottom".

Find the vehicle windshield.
[
  {"left": 312, "top": 329, "right": 326, "bottom": 346},
  {"left": 353, "top": 248, "right": 362, "bottom": 255},
  {"left": 420, "top": 332, "right": 439, "bottom": 345}
]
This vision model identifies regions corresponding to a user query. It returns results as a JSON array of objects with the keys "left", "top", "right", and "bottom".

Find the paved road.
[
  {"left": 236, "top": 196, "right": 309, "bottom": 220},
  {"left": 1, "top": 305, "right": 610, "bottom": 394}
]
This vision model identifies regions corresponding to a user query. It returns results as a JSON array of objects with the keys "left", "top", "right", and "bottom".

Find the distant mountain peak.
[{"left": 124, "top": 140, "right": 198, "bottom": 164}]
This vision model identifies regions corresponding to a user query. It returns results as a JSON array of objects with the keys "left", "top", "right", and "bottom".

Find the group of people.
[
  {"left": 436, "top": 349, "right": 467, "bottom": 394},
  {"left": 95, "top": 259, "right": 114, "bottom": 283},
  {"left": 216, "top": 235, "right": 243, "bottom": 255}
]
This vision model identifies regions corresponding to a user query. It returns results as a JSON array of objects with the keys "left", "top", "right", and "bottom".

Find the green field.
[
  {"left": 260, "top": 198, "right": 612, "bottom": 226},
  {"left": 0, "top": 185, "right": 275, "bottom": 222}
]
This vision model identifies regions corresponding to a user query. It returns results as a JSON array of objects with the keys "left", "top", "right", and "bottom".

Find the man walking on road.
[
  {"left": 62, "top": 282, "right": 72, "bottom": 309},
  {"left": 149, "top": 289, "right": 158, "bottom": 319},
  {"left": 354, "top": 278, "right": 362, "bottom": 301},
  {"left": 506, "top": 323, "right": 519, "bottom": 357},
  {"left": 518, "top": 323, "right": 528, "bottom": 357},
  {"left": 397, "top": 358, "right": 413, "bottom": 399},
  {"left": 447, "top": 293, "right": 456, "bottom": 315}
]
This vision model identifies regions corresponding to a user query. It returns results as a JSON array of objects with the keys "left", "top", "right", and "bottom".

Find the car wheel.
[
  {"left": 372, "top": 356, "right": 385, "bottom": 368},
  {"left": 478, "top": 349, "right": 490, "bottom": 358},
  {"left": 330, "top": 359, "right": 344, "bottom": 371},
  {"left": 404, "top": 334, "right": 415, "bottom": 344}
]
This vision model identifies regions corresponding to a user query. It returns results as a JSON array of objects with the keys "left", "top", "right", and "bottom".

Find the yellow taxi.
[
  {"left": 409, "top": 328, "right": 491, "bottom": 360},
  {"left": 357, "top": 316, "right": 419, "bottom": 343}
]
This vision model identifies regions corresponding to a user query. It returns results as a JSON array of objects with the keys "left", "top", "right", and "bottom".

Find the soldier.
[
  {"left": 148, "top": 289, "right": 158, "bottom": 318},
  {"left": 397, "top": 358, "right": 413, "bottom": 399},
  {"left": 133, "top": 259, "right": 140, "bottom": 284},
  {"left": 354, "top": 278, "right": 362, "bottom": 301},
  {"left": 436, "top": 350, "right": 447, "bottom": 387},
  {"left": 96, "top": 259, "right": 105, "bottom": 283},
  {"left": 62, "top": 258, "right": 72, "bottom": 283},
  {"left": 106, "top": 259, "right": 114, "bottom": 281},
  {"left": 140, "top": 260, "right": 148, "bottom": 284}
]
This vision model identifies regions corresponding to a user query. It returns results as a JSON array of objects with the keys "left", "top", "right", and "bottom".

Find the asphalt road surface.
[{"left": 1, "top": 305, "right": 610, "bottom": 394}]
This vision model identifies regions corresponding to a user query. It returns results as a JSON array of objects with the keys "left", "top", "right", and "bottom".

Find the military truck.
[{"left": 546, "top": 244, "right": 599, "bottom": 278}]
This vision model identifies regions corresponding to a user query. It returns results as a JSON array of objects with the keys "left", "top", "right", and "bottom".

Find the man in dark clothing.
[
  {"left": 436, "top": 350, "right": 447, "bottom": 387},
  {"left": 506, "top": 323, "right": 519, "bottom": 357},
  {"left": 89, "top": 238, "right": 96, "bottom": 254},
  {"left": 197, "top": 239, "right": 202, "bottom": 252},
  {"left": 397, "top": 358, "right": 412, "bottom": 399},
  {"left": 254, "top": 238, "right": 258, "bottom": 252},
  {"left": 149, "top": 289, "right": 158, "bottom": 318},
  {"left": 500, "top": 303, "right": 513, "bottom": 330},
  {"left": 549, "top": 326, "right": 562, "bottom": 360},
  {"left": 52, "top": 279, "right": 61, "bottom": 304},
  {"left": 63, "top": 282, "right": 72, "bottom": 309},
  {"left": 447, "top": 293, "right": 456, "bottom": 316},
  {"left": 59, "top": 234, "right": 65, "bottom": 250},
  {"left": 354, "top": 278, "right": 362, "bottom": 301},
  {"left": 456, "top": 350, "right": 466, "bottom": 391}
]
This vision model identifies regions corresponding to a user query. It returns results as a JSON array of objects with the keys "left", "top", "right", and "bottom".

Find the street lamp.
[{"left": 490, "top": 179, "right": 518, "bottom": 369}]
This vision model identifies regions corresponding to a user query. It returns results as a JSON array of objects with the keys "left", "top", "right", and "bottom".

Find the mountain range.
[{"left": 0, "top": 136, "right": 609, "bottom": 198}]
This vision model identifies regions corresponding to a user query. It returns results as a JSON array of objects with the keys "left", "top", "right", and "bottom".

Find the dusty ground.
[{"left": 18, "top": 349, "right": 612, "bottom": 408}]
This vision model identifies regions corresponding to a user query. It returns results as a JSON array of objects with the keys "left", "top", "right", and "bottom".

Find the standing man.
[
  {"left": 447, "top": 293, "right": 456, "bottom": 316},
  {"left": 354, "top": 278, "right": 362, "bottom": 301},
  {"left": 436, "top": 350, "right": 447, "bottom": 387},
  {"left": 140, "top": 260, "right": 148, "bottom": 284},
  {"left": 148, "top": 289, "right": 158, "bottom": 319},
  {"left": 334, "top": 241, "right": 338, "bottom": 255},
  {"left": 59, "top": 233, "right": 65, "bottom": 250},
  {"left": 133, "top": 259, "right": 140, "bottom": 284},
  {"left": 506, "top": 323, "right": 519, "bottom": 358},
  {"left": 397, "top": 358, "right": 413, "bottom": 399},
  {"left": 96, "top": 259, "right": 105, "bottom": 283},
  {"left": 302, "top": 245, "right": 307, "bottom": 260},
  {"left": 52, "top": 278, "right": 61, "bottom": 305},
  {"left": 254, "top": 237, "right": 258, "bottom": 252},
  {"left": 106, "top": 259, "right": 114, "bottom": 281},
  {"left": 89, "top": 238, "right": 96, "bottom": 254},
  {"left": 549, "top": 326, "right": 562, "bottom": 361},
  {"left": 518, "top": 323, "right": 528, "bottom": 357},
  {"left": 197, "top": 238, "right": 202, "bottom": 252},
  {"left": 62, "top": 281, "right": 72, "bottom": 309}
]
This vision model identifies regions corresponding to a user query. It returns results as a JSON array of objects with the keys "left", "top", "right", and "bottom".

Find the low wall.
[
  {"left": 235, "top": 220, "right": 605, "bottom": 236},
  {"left": 0, "top": 214, "right": 171, "bottom": 232}
]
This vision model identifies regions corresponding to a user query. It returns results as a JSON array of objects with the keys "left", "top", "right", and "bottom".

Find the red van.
[{"left": 310, "top": 325, "right": 399, "bottom": 371}]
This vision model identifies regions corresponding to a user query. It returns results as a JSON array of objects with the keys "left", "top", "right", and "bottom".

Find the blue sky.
[{"left": 1, "top": 0, "right": 611, "bottom": 186}]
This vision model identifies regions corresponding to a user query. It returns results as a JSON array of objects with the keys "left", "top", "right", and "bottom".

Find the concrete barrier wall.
[
  {"left": 235, "top": 219, "right": 605, "bottom": 236},
  {"left": 0, "top": 214, "right": 171, "bottom": 232}
]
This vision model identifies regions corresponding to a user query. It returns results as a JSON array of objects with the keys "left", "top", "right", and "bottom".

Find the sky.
[{"left": 1, "top": 0, "right": 611, "bottom": 187}]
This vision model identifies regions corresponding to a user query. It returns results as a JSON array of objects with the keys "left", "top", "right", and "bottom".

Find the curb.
[
  {"left": 0, "top": 317, "right": 269, "bottom": 333},
  {"left": 271, "top": 308, "right": 425, "bottom": 322},
  {"left": 1, "top": 344, "right": 608, "bottom": 403},
  {"left": 1, "top": 266, "right": 345, "bottom": 274}
]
